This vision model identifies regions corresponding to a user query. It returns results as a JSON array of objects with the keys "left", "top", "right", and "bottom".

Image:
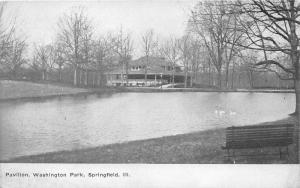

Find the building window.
[{"left": 132, "top": 66, "right": 142, "bottom": 71}]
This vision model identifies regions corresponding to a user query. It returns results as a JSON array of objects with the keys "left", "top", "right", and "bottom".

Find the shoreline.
[
  {"left": 0, "top": 80, "right": 123, "bottom": 102},
  {"left": 0, "top": 89, "right": 120, "bottom": 102},
  {"left": 4, "top": 116, "right": 298, "bottom": 164},
  {"left": 120, "top": 87, "right": 295, "bottom": 93},
  {"left": 0, "top": 80, "right": 295, "bottom": 102}
]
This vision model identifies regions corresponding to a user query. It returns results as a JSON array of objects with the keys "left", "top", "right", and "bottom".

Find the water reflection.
[{"left": 0, "top": 92, "right": 295, "bottom": 160}]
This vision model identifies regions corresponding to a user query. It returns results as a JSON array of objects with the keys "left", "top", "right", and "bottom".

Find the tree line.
[{"left": 0, "top": 1, "right": 299, "bottom": 92}]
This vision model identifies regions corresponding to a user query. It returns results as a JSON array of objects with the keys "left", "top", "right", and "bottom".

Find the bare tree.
[
  {"left": 189, "top": 0, "right": 242, "bottom": 89},
  {"left": 141, "top": 29, "right": 157, "bottom": 85},
  {"left": 3, "top": 36, "right": 26, "bottom": 79},
  {"left": 0, "top": 2, "right": 27, "bottom": 79},
  {"left": 223, "top": 4, "right": 245, "bottom": 88},
  {"left": 92, "top": 35, "right": 114, "bottom": 87},
  {"left": 238, "top": 0, "right": 299, "bottom": 114},
  {"left": 33, "top": 44, "right": 55, "bottom": 81},
  {"left": 238, "top": 49, "right": 259, "bottom": 88},
  {"left": 188, "top": 40, "right": 206, "bottom": 87},
  {"left": 0, "top": 2, "right": 17, "bottom": 72},
  {"left": 80, "top": 21, "right": 93, "bottom": 86},
  {"left": 190, "top": 1, "right": 227, "bottom": 88},
  {"left": 52, "top": 41, "right": 66, "bottom": 82},
  {"left": 160, "top": 37, "right": 181, "bottom": 87},
  {"left": 111, "top": 27, "right": 133, "bottom": 86},
  {"left": 178, "top": 35, "right": 192, "bottom": 88},
  {"left": 0, "top": 3, "right": 8, "bottom": 62},
  {"left": 57, "top": 7, "right": 93, "bottom": 86}
]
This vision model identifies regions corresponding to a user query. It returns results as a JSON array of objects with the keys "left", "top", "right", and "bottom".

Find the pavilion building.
[{"left": 105, "top": 56, "right": 188, "bottom": 87}]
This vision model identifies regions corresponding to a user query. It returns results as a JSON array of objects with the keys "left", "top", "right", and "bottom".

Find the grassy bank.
[
  {"left": 0, "top": 80, "right": 295, "bottom": 101},
  {"left": 0, "top": 80, "right": 92, "bottom": 100},
  {"left": 7, "top": 116, "right": 298, "bottom": 164},
  {"left": 123, "top": 87, "right": 294, "bottom": 93}
]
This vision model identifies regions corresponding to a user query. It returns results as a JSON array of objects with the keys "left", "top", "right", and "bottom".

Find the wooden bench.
[{"left": 222, "top": 124, "right": 294, "bottom": 162}]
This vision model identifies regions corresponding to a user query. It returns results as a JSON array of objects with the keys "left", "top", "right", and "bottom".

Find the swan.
[
  {"left": 229, "top": 111, "right": 237, "bottom": 115},
  {"left": 215, "top": 110, "right": 225, "bottom": 115},
  {"left": 219, "top": 110, "right": 225, "bottom": 115}
]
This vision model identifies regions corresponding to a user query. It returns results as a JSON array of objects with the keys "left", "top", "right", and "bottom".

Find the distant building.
[{"left": 105, "top": 56, "right": 189, "bottom": 86}]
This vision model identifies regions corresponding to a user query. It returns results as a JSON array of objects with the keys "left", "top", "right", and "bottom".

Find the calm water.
[{"left": 0, "top": 92, "right": 295, "bottom": 160}]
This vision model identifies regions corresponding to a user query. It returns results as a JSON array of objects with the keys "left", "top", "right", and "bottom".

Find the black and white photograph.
[{"left": 0, "top": 0, "right": 299, "bottom": 187}]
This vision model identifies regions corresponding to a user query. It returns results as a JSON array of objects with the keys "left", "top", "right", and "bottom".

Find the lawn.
[
  {"left": 0, "top": 80, "right": 90, "bottom": 100},
  {"left": 7, "top": 116, "right": 299, "bottom": 164}
]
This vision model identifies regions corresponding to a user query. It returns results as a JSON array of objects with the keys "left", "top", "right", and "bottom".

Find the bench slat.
[
  {"left": 226, "top": 134, "right": 293, "bottom": 140},
  {"left": 226, "top": 132, "right": 293, "bottom": 138},
  {"left": 226, "top": 128, "right": 293, "bottom": 133},
  {"left": 226, "top": 127, "right": 294, "bottom": 133},
  {"left": 225, "top": 140, "right": 293, "bottom": 149},
  {"left": 227, "top": 124, "right": 294, "bottom": 130},
  {"left": 228, "top": 136, "right": 293, "bottom": 142},
  {"left": 226, "top": 131, "right": 293, "bottom": 136},
  {"left": 226, "top": 137, "right": 293, "bottom": 142}
]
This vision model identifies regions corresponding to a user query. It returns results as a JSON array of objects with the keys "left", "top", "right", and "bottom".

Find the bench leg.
[
  {"left": 225, "top": 149, "right": 234, "bottom": 164},
  {"left": 227, "top": 149, "right": 230, "bottom": 161},
  {"left": 279, "top": 148, "right": 282, "bottom": 159},
  {"left": 232, "top": 150, "right": 236, "bottom": 164},
  {"left": 286, "top": 146, "right": 289, "bottom": 161}
]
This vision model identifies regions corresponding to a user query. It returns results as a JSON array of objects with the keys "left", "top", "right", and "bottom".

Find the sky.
[{"left": 4, "top": 0, "right": 198, "bottom": 58}]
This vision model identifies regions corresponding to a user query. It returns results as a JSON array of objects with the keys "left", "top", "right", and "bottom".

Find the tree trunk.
[
  {"left": 231, "top": 64, "right": 235, "bottom": 89},
  {"left": 85, "top": 69, "right": 88, "bottom": 86},
  {"left": 250, "top": 71, "right": 254, "bottom": 88},
  {"left": 190, "top": 71, "right": 193, "bottom": 87},
  {"left": 208, "top": 62, "right": 211, "bottom": 86},
  {"left": 42, "top": 70, "right": 46, "bottom": 81},
  {"left": 145, "top": 57, "right": 148, "bottom": 86},
  {"left": 289, "top": 0, "right": 299, "bottom": 163},
  {"left": 295, "top": 78, "right": 300, "bottom": 117},
  {"left": 184, "top": 67, "right": 188, "bottom": 88},
  {"left": 144, "top": 70, "right": 148, "bottom": 86},
  {"left": 294, "top": 77, "right": 300, "bottom": 164},
  {"left": 12, "top": 68, "right": 17, "bottom": 80},
  {"left": 225, "top": 61, "right": 230, "bottom": 88},
  {"left": 58, "top": 66, "right": 62, "bottom": 82},
  {"left": 247, "top": 70, "right": 254, "bottom": 89},
  {"left": 194, "top": 71, "right": 197, "bottom": 85},
  {"left": 92, "top": 72, "right": 95, "bottom": 87},
  {"left": 100, "top": 71, "right": 105, "bottom": 87},
  {"left": 121, "top": 61, "right": 124, "bottom": 86},
  {"left": 172, "top": 70, "right": 175, "bottom": 88},
  {"left": 125, "top": 61, "right": 129, "bottom": 85},
  {"left": 217, "top": 70, "right": 222, "bottom": 89},
  {"left": 98, "top": 72, "right": 102, "bottom": 87},
  {"left": 73, "top": 65, "right": 78, "bottom": 86},
  {"left": 79, "top": 69, "right": 82, "bottom": 86}
]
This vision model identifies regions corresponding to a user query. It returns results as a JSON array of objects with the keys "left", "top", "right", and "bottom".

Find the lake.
[{"left": 0, "top": 92, "right": 295, "bottom": 160}]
